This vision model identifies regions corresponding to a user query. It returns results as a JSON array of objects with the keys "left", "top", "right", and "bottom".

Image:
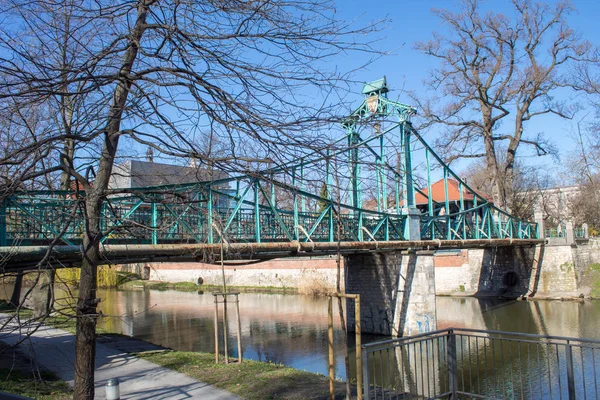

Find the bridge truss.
[{"left": 0, "top": 79, "right": 538, "bottom": 250}]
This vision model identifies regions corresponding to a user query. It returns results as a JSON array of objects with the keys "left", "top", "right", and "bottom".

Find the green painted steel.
[
  {"left": 1, "top": 79, "right": 538, "bottom": 247},
  {"left": 254, "top": 181, "right": 261, "bottom": 243},
  {"left": 151, "top": 201, "right": 158, "bottom": 245}
]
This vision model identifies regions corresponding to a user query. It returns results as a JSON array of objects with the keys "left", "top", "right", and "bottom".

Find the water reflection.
[
  {"left": 3, "top": 285, "right": 600, "bottom": 382},
  {"left": 94, "top": 289, "right": 353, "bottom": 379},
  {"left": 436, "top": 297, "right": 599, "bottom": 340}
]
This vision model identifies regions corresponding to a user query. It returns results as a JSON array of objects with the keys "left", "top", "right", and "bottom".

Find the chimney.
[{"left": 146, "top": 147, "right": 154, "bottom": 163}]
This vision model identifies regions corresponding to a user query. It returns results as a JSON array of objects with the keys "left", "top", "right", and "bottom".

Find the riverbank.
[
  {"left": 141, "top": 240, "right": 600, "bottom": 300},
  {"left": 138, "top": 350, "right": 354, "bottom": 400},
  {"left": 0, "top": 302, "right": 355, "bottom": 400},
  {"left": 120, "top": 279, "right": 301, "bottom": 294},
  {"left": 0, "top": 314, "right": 241, "bottom": 399}
]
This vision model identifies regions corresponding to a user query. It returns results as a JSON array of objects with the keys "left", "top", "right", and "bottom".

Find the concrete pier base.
[{"left": 345, "top": 250, "right": 437, "bottom": 337}]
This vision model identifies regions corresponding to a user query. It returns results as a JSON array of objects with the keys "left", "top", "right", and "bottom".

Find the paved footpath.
[{"left": 0, "top": 316, "right": 240, "bottom": 400}]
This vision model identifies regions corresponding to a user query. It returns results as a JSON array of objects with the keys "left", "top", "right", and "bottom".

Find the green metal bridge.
[{"left": 0, "top": 79, "right": 538, "bottom": 255}]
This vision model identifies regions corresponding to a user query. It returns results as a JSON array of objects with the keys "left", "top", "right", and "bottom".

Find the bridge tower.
[{"left": 344, "top": 78, "right": 432, "bottom": 337}]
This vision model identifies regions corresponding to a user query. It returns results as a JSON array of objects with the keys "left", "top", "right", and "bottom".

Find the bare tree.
[
  {"left": 561, "top": 116, "right": 600, "bottom": 230},
  {"left": 461, "top": 155, "right": 554, "bottom": 221},
  {"left": 0, "top": 1, "right": 382, "bottom": 398},
  {"left": 415, "top": 0, "right": 595, "bottom": 211}
]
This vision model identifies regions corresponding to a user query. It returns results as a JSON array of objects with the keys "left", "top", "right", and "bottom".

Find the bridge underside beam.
[{"left": 0, "top": 239, "right": 544, "bottom": 271}]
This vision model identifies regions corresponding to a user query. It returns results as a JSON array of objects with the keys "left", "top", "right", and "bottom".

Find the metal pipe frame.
[{"left": 0, "top": 238, "right": 544, "bottom": 270}]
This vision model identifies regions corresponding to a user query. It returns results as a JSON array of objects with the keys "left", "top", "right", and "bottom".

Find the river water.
[
  {"left": 89, "top": 289, "right": 600, "bottom": 380},
  {"left": 4, "top": 286, "right": 599, "bottom": 381}
]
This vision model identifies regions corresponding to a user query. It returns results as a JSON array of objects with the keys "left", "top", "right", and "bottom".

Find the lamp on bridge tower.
[{"left": 363, "top": 76, "right": 389, "bottom": 115}]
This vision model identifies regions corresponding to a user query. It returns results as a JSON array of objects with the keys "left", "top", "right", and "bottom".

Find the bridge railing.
[
  {"left": 0, "top": 186, "right": 412, "bottom": 245},
  {"left": 0, "top": 187, "right": 537, "bottom": 246},
  {"left": 420, "top": 207, "right": 538, "bottom": 241},
  {"left": 362, "top": 328, "right": 600, "bottom": 400},
  {"left": 546, "top": 223, "right": 568, "bottom": 239}
]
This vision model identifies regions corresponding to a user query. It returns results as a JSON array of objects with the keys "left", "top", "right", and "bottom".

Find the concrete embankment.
[
  {"left": 135, "top": 239, "right": 600, "bottom": 299},
  {"left": 142, "top": 256, "right": 344, "bottom": 294}
]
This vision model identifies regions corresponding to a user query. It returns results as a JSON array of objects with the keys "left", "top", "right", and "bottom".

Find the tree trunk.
[
  {"left": 483, "top": 132, "right": 504, "bottom": 209},
  {"left": 74, "top": 228, "right": 100, "bottom": 399},
  {"left": 44, "top": 269, "right": 55, "bottom": 315},
  {"left": 9, "top": 272, "right": 23, "bottom": 308},
  {"left": 501, "top": 111, "right": 526, "bottom": 214},
  {"left": 73, "top": 3, "right": 150, "bottom": 398}
]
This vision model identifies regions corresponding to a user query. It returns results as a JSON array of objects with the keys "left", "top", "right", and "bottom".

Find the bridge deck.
[{"left": 0, "top": 238, "right": 544, "bottom": 271}]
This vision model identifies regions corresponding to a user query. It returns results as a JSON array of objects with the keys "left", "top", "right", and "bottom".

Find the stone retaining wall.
[
  {"left": 147, "top": 256, "right": 343, "bottom": 291},
  {"left": 144, "top": 241, "right": 600, "bottom": 298}
]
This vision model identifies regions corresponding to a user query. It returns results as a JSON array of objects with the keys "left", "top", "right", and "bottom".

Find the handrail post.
[
  {"left": 362, "top": 347, "right": 369, "bottom": 400},
  {"left": 327, "top": 297, "right": 334, "bottom": 400},
  {"left": 447, "top": 330, "right": 458, "bottom": 399},
  {"left": 355, "top": 295, "right": 363, "bottom": 400},
  {"left": 566, "top": 341, "right": 576, "bottom": 400}
]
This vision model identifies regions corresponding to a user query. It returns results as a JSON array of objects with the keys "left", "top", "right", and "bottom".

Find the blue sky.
[{"left": 335, "top": 0, "right": 600, "bottom": 179}]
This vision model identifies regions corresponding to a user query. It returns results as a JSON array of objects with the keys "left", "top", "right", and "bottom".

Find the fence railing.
[
  {"left": 574, "top": 227, "right": 587, "bottom": 239},
  {"left": 545, "top": 224, "right": 567, "bottom": 238},
  {"left": 545, "top": 224, "right": 588, "bottom": 240},
  {"left": 362, "top": 328, "right": 600, "bottom": 399}
]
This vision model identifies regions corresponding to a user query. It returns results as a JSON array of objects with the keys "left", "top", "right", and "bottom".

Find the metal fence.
[
  {"left": 574, "top": 227, "right": 587, "bottom": 239},
  {"left": 362, "top": 328, "right": 600, "bottom": 399},
  {"left": 545, "top": 224, "right": 567, "bottom": 238}
]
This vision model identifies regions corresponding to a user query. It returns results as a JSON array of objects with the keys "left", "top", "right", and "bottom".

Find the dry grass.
[
  {"left": 297, "top": 272, "right": 335, "bottom": 297},
  {"left": 139, "top": 350, "right": 355, "bottom": 400}
]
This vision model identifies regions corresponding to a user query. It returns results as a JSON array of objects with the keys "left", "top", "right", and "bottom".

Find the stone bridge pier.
[{"left": 345, "top": 250, "right": 436, "bottom": 337}]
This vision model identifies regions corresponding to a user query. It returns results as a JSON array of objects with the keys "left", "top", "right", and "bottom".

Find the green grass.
[
  {"left": 118, "top": 280, "right": 296, "bottom": 294},
  {"left": 0, "top": 300, "right": 34, "bottom": 318},
  {"left": 119, "top": 280, "right": 200, "bottom": 291},
  {"left": 588, "top": 263, "right": 600, "bottom": 273},
  {"left": 0, "top": 367, "right": 72, "bottom": 399},
  {"left": 199, "top": 284, "right": 298, "bottom": 294},
  {"left": 593, "top": 280, "right": 600, "bottom": 299},
  {"left": 583, "top": 264, "right": 600, "bottom": 298},
  {"left": 174, "top": 281, "right": 202, "bottom": 291},
  {"left": 138, "top": 351, "right": 352, "bottom": 400}
]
